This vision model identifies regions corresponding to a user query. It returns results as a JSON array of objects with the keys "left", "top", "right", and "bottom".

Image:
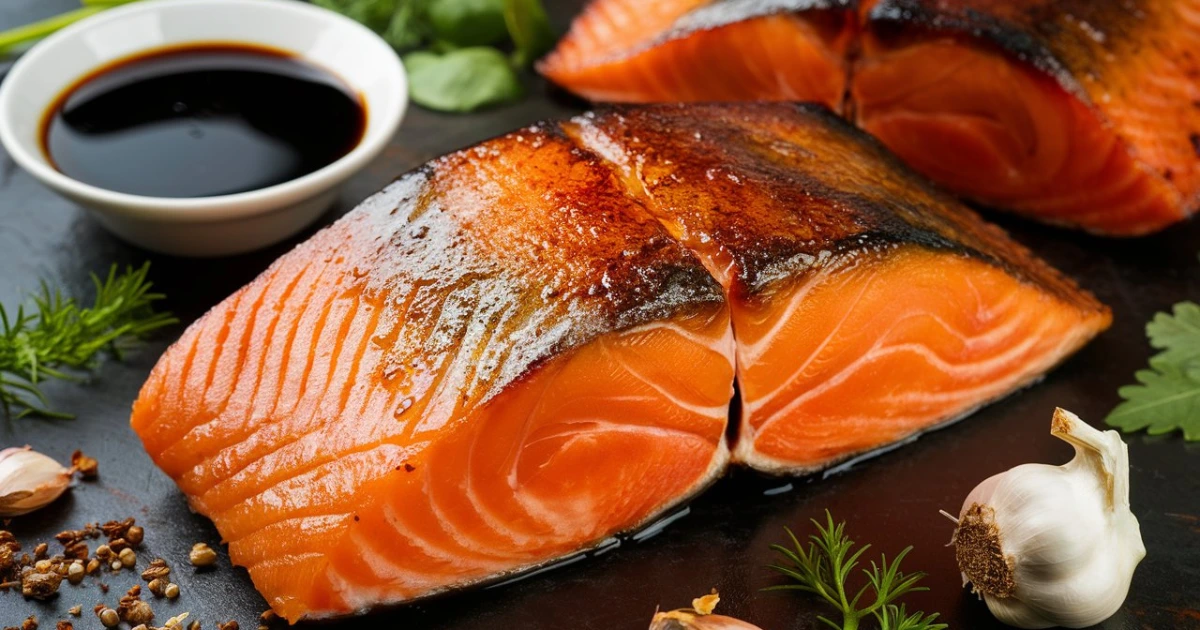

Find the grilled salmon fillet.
[
  {"left": 537, "top": 0, "right": 856, "bottom": 110},
  {"left": 856, "top": 0, "right": 1200, "bottom": 236},
  {"left": 132, "top": 104, "right": 1108, "bottom": 621},
  {"left": 543, "top": 0, "right": 1200, "bottom": 236},
  {"left": 568, "top": 103, "right": 1110, "bottom": 473},
  {"left": 132, "top": 127, "right": 735, "bottom": 621}
]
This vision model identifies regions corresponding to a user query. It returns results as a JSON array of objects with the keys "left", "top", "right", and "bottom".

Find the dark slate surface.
[{"left": 1, "top": 1, "right": 1198, "bottom": 628}]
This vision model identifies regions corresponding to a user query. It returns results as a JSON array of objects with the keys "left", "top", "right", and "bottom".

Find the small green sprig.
[
  {"left": 0, "top": 263, "right": 175, "bottom": 418},
  {"left": 0, "top": 1, "right": 145, "bottom": 56},
  {"left": 765, "top": 511, "right": 947, "bottom": 630}
]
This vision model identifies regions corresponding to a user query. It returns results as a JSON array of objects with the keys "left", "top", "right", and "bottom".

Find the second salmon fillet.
[{"left": 132, "top": 104, "right": 1109, "bottom": 621}]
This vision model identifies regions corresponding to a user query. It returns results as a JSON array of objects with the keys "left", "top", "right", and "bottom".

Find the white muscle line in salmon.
[
  {"left": 739, "top": 263, "right": 835, "bottom": 362},
  {"left": 744, "top": 278, "right": 1027, "bottom": 415},
  {"left": 610, "top": 352, "right": 730, "bottom": 419},
  {"left": 752, "top": 311, "right": 1057, "bottom": 437},
  {"left": 618, "top": 318, "right": 735, "bottom": 362},
  {"left": 221, "top": 445, "right": 408, "bottom": 542},
  {"left": 741, "top": 269, "right": 879, "bottom": 412}
]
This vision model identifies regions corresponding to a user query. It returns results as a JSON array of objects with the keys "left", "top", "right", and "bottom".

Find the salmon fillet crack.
[{"left": 131, "top": 103, "right": 1109, "bottom": 621}]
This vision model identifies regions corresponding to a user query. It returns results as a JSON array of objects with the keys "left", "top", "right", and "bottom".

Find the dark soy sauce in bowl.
[{"left": 41, "top": 43, "right": 366, "bottom": 198}]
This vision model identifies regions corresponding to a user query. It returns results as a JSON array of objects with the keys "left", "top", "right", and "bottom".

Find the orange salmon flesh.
[
  {"left": 132, "top": 103, "right": 1109, "bottom": 622},
  {"left": 541, "top": 0, "right": 1200, "bottom": 236}
]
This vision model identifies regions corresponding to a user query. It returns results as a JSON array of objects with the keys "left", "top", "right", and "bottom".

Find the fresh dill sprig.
[
  {"left": 765, "top": 511, "right": 947, "bottom": 630},
  {"left": 0, "top": 263, "right": 175, "bottom": 418}
]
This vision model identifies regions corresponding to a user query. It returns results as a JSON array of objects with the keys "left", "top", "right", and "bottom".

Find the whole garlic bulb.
[
  {"left": 0, "top": 446, "right": 73, "bottom": 516},
  {"left": 950, "top": 408, "right": 1145, "bottom": 629}
]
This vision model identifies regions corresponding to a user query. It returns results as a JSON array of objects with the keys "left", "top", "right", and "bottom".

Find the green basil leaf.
[
  {"left": 383, "top": 0, "right": 428, "bottom": 49},
  {"left": 404, "top": 47, "right": 524, "bottom": 112},
  {"left": 503, "top": 0, "right": 555, "bottom": 67},
  {"left": 427, "top": 0, "right": 508, "bottom": 47}
]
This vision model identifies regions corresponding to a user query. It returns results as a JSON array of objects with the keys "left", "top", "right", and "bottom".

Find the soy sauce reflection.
[{"left": 42, "top": 44, "right": 366, "bottom": 198}]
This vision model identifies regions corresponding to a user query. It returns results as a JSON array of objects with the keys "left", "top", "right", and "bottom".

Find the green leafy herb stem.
[
  {"left": 765, "top": 511, "right": 947, "bottom": 630},
  {"left": 1106, "top": 301, "right": 1200, "bottom": 441},
  {"left": 0, "top": 263, "right": 175, "bottom": 419}
]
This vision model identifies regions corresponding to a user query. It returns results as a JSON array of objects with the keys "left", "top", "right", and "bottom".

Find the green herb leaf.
[
  {"left": 383, "top": 0, "right": 429, "bottom": 50},
  {"left": 404, "top": 47, "right": 523, "bottom": 112},
  {"left": 1106, "top": 301, "right": 1200, "bottom": 441},
  {"left": 503, "top": 0, "right": 555, "bottom": 67},
  {"left": 0, "top": 263, "right": 175, "bottom": 419},
  {"left": 765, "top": 511, "right": 944, "bottom": 630},
  {"left": 427, "top": 0, "right": 507, "bottom": 47}
]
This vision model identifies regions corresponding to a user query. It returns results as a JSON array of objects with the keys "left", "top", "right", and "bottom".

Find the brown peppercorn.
[
  {"left": 97, "top": 608, "right": 119, "bottom": 628},
  {"left": 141, "top": 559, "right": 170, "bottom": 582},
  {"left": 67, "top": 561, "right": 84, "bottom": 584},
  {"left": 20, "top": 570, "right": 62, "bottom": 600},
  {"left": 19, "top": 616, "right": 35, "bottom": 630},
  {"left": 67, "top": 606, "right": 81, "bottom": 617},
  {"left": 70, "top": 451, "right": 98, "bottom": 479},
  {"left": 118, "top": 548, "right": 136, "bottom": 568},
  {"left": 164, "top": 582, "right": 180, "bottom": 599},
  {"left": 125, "top": 526, "right": 144, "bottom": 547},
  {"left": 189, "top": 543, "right": 217, "bottom": 568}
]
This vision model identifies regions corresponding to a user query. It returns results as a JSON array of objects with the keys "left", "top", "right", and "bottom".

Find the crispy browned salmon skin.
[
  {"left": 544, "top": 0, "right": 1200, "bottom": 235},
  {"left": 132, "top": 104, "right": 1107, "bottom": 621}
]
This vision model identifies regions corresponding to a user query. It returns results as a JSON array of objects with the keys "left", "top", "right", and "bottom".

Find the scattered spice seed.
[
  {"left": 110, "top": 560, "right": 122, "bottom": 571},
  {"left": 19, "top": 616, "right": 35, "bottom": 630},
  {"left": 118, "top": 584, "right": 154, "bottom": 625},
  {"left": 95, "top": 545, "right": 112, "bottom": 561},
  {"left": 126, "top": 526, "right": 144, "bottom": 547},
  {"left": 33, "top": 543, "right": 48, "bottom": 559},
  {"left": 97, "top": 607, "right": 119, "bottom": 628},
  {"left": 119, "top": 547, "right": 136, "bottom": 568},
  {"left": 164, "top": 582, "right": 180, "bottom": 599},
  {"left": 187, "top": 621, "right": 200, "bottom": 630},
  {"left": 70, "top": 451, "right": 98, "bottom": 479},
  {"left": 55, "top": 622, "right": 71, "bottom": 630},
  {"left": 131, "top": 625, "right": 148, "bottom": 630},
  {"left": 217, "top": 622, "right": 238, "bottom": 630},
  {"left": 141, "top": 558, "right": 170, "bottom": 582},
  {"left": 258, "top": 610, "right": 277, "bottom": 624},
  {"left": 147, "top": 578, "right": 167, "bottom": 597},
  {"left": 163, "top": 613, "right": 189, "bottom": 628},
  {"left": 98, "top": 582, "right": 108, "bottom": 593},
  {"left": 67, "top": 606, "right": 81, "bottom": 616},
  {"left": 85, "top": 559, "right": 99, "bottom": 575},
  {"left": 66, "top": 561, "right": 84, "bottom": 584},
  {"left": 189, "top": 543, "right": 217, "bottom": 568}
]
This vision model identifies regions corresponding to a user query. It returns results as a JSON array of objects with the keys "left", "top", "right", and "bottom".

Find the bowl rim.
[{"left": 0, "top": 0, "right": 408, "bottom": 223}]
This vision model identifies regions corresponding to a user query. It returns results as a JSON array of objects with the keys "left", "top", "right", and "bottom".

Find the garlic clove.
[
  {"left": 0, "top": 446, "right": 74, "bottom": 517},
  {"left": 950, "top": 408, "right": 1146, "bottom": 629}
]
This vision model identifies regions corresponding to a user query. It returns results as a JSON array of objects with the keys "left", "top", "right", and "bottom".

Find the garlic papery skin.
[
  {"left": 0, "top": 446, "right": 73, "bottom": 516},
  {"left": 950, "top": 408, "right": 1145, "bottom": 629}
]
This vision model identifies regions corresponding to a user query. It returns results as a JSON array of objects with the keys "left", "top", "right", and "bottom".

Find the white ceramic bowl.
[{"left": 0, "top": 0, "right": 407, "bottom": 256}]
